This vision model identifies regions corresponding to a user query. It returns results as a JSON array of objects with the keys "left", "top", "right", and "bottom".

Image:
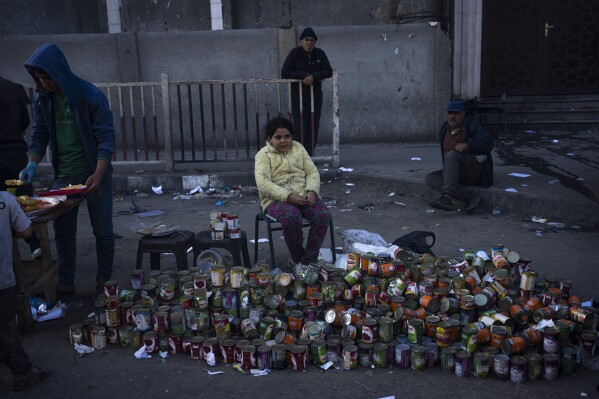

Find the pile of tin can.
[
  {"left": 209, "top": 210, "right": 240, "bottom": 240},
  {"left": 68, "top": 243, "right": 598, "bottom": 382}
]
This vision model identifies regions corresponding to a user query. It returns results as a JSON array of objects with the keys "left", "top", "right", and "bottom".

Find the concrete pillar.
[
  {"left": 453, "top": 0, "right": 482, "bottom": 99},
  {"left": 106, "top": 0, "right": 122, "bottom": 33},
  {"left": 210, "top": 0, "right": 224, "bottom": 31}
]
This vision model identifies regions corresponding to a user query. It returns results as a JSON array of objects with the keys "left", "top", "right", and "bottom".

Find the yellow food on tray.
[
  {"left": 4, "top": 179, "right": 25, "bottom": 186},
  {"left": 59, "top": 184, "right": 86, "bottom": 190},
  {"left": 16, "top": 195, "right": 54, "bottom": 213}
]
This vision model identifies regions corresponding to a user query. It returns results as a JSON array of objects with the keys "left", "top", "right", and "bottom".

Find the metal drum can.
[
  {"left": 510, "top": 356, "right": 527, "bottom": 384},
  {"left": 291, "top": 345, "right": 306, "bottom": 371},
  {"left": 473, "top": 352, "right": 490, "bottom": 378},
  {"left": 455, "top": 350, "right": 471, "bottom": 377}
]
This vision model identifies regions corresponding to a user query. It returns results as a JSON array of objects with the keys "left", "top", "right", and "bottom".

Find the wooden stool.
[
  {"left": 136, "top": 230, "right": 195, "bottom": 271},
  {"left": 194, "top": 230, "right": 252, "bottom": 268}
]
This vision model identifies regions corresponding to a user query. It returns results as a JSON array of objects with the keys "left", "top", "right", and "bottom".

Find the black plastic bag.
[{"left": 392, "top": 231, "right": 436, "bottom": 256}]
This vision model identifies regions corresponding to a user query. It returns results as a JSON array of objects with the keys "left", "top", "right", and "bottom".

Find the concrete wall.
[{"left": 0, "top": 24, "right": 451, "bottom": 143}]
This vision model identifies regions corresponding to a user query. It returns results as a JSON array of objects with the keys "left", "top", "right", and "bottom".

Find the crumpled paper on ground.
[{"left": 134, "top": 345, "right": 151, "bottom": 359}]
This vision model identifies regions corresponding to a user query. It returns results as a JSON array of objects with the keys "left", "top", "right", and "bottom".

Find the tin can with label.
[
  {"left": 190, "top": 336, "right": 204, "bottom": 360},
  {"left": 342, "top": 344, "right": 358, "bottom": 370},
  {"left": 211, "top": 265, "right": 225, "bottom": 287},
  {"left": 358, "top": 342, "right": 373, "bottom": 367},
  {"left": 440, "top": 346, "right": 457, "bottom": 372},
  {"left": 525, "top": 352, "right": 542, "bottom": 379},
  {"left": 346, "top": 253, "right": 361, "bottom": 271},
  {"left": 118, "top": 325, "right": 132, "bottom": 349},
  {"left": 69, "top": 323, "right": 83, "bottom": 345},
  {"left": 378, "top": 317, "right": 393, "bottom": 343},
  {"left": 134, "top": 307, "right": 152, "bottom": 332},
  {"left": 394, "top": 343, "right": 411, "bottom": 369},
  {"left": 131, "top": 269, "right": 145, "bottom": 290},
  {"left": 241, "top": 345, "right": 256, "bottom": 370},
  {"left": 291, "top": 345, "right": 306, "bottom": 371},
  {"left": 255, "top": 345, "right": 271, "bottom": 370},
  {"left": 472, "top": 352, "right": 490, "bottom": 378},
  {"left": 569, "top": 305, "right": 595, "bottom": 328},
  {"left": 501, "top": 336, "right": 527, "bottom": 355},
  {"left": 510, "top": 355, "right": 527, "bottom": 383},
  {"left": 493, "top": 353, "right": 510, "bottom": 380},
  {"left": 407, "top": 319, "right": 424, "bottom": 344},
  {"left": 372, "top": 343, "right": 388, "bottom": 368},
  {"left": 542, "top": 353, "right": 559, "bottom": 380},
  {"left": 361, "top": 318, "right": 378, "bottom": 343},
  {"left": 303, "top": 263, "right": 320, "bottom": 286},
  {"left": 558, "top": 279, "right": 572, "bottom": 298},
  {"left": 543, "top": 326, "right": 560, "bottom": 354},
  {"left": 410, "top": 346, "right": 426, "bottom": 371},
  {"left": 454, "top": 350, "right": 471, "bottom": 377},
  {"left": 258, "top": 316, "right": 276, "bottom": 340},
  {"left": 193, "top": 273, "right": 209, "bottom": 290},
  {"left": 229, "top": 266, "right": 244, "bottom": 288},
  {"left": 344, "top": 268, "right": 362, "bottom": 286},
  {"left": 271, "top": 343, "right": 286, "bottom": 370}
]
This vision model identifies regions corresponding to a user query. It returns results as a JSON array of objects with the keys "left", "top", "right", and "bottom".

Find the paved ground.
[{"left": 2, "top": 127, "right": 599, "bottom": 397}]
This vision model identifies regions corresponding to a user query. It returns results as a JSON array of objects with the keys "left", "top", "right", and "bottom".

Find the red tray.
[{"left": 37, "top": 186, "right": 88, "bottom": 197}]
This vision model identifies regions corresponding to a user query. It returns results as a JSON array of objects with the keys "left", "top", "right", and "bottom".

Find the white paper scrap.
[
  {"left": 505, "top": 188, "right": 518, "bottom": 192},
  {"left": 250, "top": 369, "right": 271, "bottom": 376},
  {"left": 152, "top": 186, "right": 163, "bottom": 195},
  {"left": 410, "top": 157, "right": 421, "bottom": 161},
  {"left": 159, "top": 351, "right": 169, "bottom": 358},
  {"left": 339, "top": 167, "right": 353, "bottom": 172},
  {"left": 203, "top": 370, "right": 224, "bottom": 375},
  {"left": 189, "top": 185, "right": 203, "bottom": 194},
  {"left": 345, "top": 183, "right": 355, "bottom": 186},
  {"left": 508, "top": 173, "right": 530, "bottom": 178},
  {"left": 134, "top": 345, "right": 151, "bottom": 359},
  {"left": 74, "top": 343, "right": 94, "bottom": 355},
  {"left": 250, "top": 238, "right": 269, "bottom": 243}
]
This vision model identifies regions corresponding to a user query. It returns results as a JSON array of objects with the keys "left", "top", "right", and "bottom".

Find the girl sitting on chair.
[{"left": 254, "top": 117, "right": 331, "bottom": 273}]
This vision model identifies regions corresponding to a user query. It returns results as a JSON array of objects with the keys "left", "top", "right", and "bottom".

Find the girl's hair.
[{"left": 264, "top": 117, "right": 294, "bottom": 140}]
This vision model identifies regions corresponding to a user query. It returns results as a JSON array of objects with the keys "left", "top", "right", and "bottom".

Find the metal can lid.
[{"left": 324, "top": 309, "right": 337, "bottom": 324}]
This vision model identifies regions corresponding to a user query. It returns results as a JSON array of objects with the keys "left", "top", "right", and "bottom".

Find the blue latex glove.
[{"left": 19, "top": 161, "right": 38, "bottom": 183}]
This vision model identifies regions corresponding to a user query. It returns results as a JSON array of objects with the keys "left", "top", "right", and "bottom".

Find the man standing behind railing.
[
  {"left": 281, "top": 27, "right": 332, "bottom": 156},
  {"left": 19, "top": 43, "right": 116, "bottom": 299}
]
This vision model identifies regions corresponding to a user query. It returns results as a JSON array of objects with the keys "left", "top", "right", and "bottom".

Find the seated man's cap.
[
  {"left": 300, "top": 27, "right": 318, "bottom": 41},
  {"left": 447, "top": 101, "right": 465, "bottom": 112}
]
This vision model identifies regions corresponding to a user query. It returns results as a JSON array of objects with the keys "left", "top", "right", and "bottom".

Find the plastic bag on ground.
[{"left": 339, "top": 229, "right": 388, "bottom": 253}]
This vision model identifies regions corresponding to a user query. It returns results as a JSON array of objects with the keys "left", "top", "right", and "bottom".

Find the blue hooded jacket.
[{"left": 24, "top": 43, "right": 115, "bottom": 179}]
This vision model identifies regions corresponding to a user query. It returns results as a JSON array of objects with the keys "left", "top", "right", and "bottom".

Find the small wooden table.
[{"left": 12, "top": 198, "right": 83, "bottom": 333}]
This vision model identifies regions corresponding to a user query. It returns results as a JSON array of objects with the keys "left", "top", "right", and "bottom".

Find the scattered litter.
[
  {"left": 250, "top": 369, "right": 270, "bottom": 376},
  {"left": 535, "top": 230, "right": 544, "bottom": 237},
  {"left": 358, "top": 202, "right": 374, "bottom": 211},
  {"left": 576, "top": 177, "right": 585, "bottom": 182},
  {"left": 552, "top": 139, "right": 559, "bottom": 143},
  {"left": 339, "top": 167, "right": 353, "bottom": 172},
  {"left": 189, "top": 185, "right": 203, "bottom": 194},
  {"left": 203, "top": 369, "right": 224, "bottom": 375},
  {"left": 340, "top": 209, "right": 353, "bottom": 212},
  {"left": 394, "top": 202, "right": 406, "bottom": 206},
  {"left": 345, "top": 183, "right": 355, "bottom": 186},
  {"left": 250, "top": 238, "right": 269, "bottom": 243},
  {"left": 323, "top": 199, "right": 337, "bottom": 207},
  {"left": 345, "top": 190, "right": 352, "bottom": 194},
  {"left": 410, "top": 157, "right": 421, "bottom": 161},
  {"left": 491, "top": 207, "right": 501, "bottom": 216},
  {"left": 566, "top": 153, "right": 576, "bottom": 157},
  {"left": 523, "top": 130, "right": 536, "bottom": 134},
  {"left": 547, "top": 179, "right": 560, "bottom": 185},
  {"left": 532, "top": 216, "right": 548, "bottom": 223},
  {"left": 74, "top": 343, "right": 94, "bottom": 356},
  {"left": 355, "top": 381, "right": 374, "bottom": 391},
  {"left": 425, "top": 208, "right": 435, "bottom": 213},
  {"left": 505, "top": 188, "right": 518, "bottom": 193},
  {"left": 320, "top": 361, "right": 334, "bottom": 371},
  {"left": 134, "top": 345, "right": 151, "bottom": 359},
  {"left": 31, "top": 301, "right": 64, "bottom": 322},
  {"left": 520, "top": 184, "right": 528, "bottom": 187},
  {"left": 159, "top": 351, "right": 169, "bottom": 359},
  {"left": 508, "top": 173, "right": 530, "bottom": 178},
  {"left": 152, "top": 186, "right": 163, "bottom": 195},
  {"left": 388, "top": 192, "right": 395, "bottom": 197}
]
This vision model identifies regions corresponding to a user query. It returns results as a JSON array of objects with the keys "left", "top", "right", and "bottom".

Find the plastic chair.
[{"left": 253, "top": 210, "right": 336, "bottom": 268}]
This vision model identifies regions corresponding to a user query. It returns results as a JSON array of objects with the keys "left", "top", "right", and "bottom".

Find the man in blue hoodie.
[{"left": 19, "top": 43, "right": 115, "bottom": 298}]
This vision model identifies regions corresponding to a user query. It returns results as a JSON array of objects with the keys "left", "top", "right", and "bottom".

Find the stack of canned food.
[
  {"left": 209, "top": 210, "right": 241, "bottom": 240},
  {"left": 68, "top": 243, "right": 598, "bottom": 382}
]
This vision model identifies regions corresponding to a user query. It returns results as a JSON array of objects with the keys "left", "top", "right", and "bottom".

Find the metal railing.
[{"left": 25, "top": 70, "right": 340, "bottom": 171}]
